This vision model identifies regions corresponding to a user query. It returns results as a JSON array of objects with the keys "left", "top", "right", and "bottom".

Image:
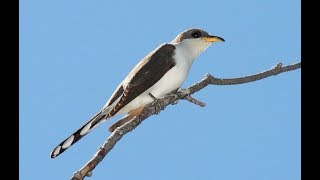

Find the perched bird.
[{"left": 50, "top": 28, "right": 224, "bottom": 158}]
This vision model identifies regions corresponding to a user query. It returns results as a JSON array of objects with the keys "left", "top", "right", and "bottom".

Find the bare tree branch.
[
  {"left": 183, "top": 94, "right": 206, "bottom": 107},
  {"left": 71, "top": 61, "right": 301, "bottom": 180}
]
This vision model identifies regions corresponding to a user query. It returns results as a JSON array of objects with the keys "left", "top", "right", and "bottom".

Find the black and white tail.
[{"left": 50, "top": 112, "right": 107, "bottom": 158}]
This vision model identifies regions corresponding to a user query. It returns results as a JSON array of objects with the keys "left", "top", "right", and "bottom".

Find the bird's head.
[{"left": 171, "top": 28, "right": 224, "bottom": 57}]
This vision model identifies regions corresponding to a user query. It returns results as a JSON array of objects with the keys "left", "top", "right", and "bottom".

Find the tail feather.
[{"left": 50, "top": 112, "right": 107, "bottom": 158}]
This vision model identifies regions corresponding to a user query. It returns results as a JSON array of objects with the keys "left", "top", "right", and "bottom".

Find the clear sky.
[{"left": 20, "top": 0, "right": 300, "bottom": 179}]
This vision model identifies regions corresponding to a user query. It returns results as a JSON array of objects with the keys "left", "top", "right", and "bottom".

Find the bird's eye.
[{"left": 191, "top": 31, "right": 202, "bottom": 38}]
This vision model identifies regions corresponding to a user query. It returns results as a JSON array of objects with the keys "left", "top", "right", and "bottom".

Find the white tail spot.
[
  {"left": 53, "top": 145, "right": 62, "bottom": 156},
  {"left": 62, "top": 135, "right": 74, "bottom": 149},
  {"left": 80, "top": 123, "right": 92, "bottom": 136}
]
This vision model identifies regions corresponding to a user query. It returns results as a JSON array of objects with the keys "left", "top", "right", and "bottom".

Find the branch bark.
[{"left": 71, "top": 61, "right": 301, "bottom": 180}]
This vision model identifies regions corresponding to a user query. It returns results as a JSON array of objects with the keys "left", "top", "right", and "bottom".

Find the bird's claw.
[
  {"left": 149, "top": 93, "right": 164, "bottom": 114},
  {"left": 177, "top": 88, "right": 190, "bottom": 97},
  {"left": 171, "top": 99, "right": 179, "bottom": 105}
]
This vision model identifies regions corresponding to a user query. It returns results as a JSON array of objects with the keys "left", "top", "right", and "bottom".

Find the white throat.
[{"left": 171, "top": 39, "right": 212, "bottom": 66}]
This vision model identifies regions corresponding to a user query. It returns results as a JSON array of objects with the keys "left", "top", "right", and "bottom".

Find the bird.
[{"left": 50, "top": 28, "right": 224, "bottom": 158}]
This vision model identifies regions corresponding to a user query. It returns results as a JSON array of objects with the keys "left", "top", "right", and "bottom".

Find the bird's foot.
[
  {"left": 149, "top": 93, "right": 164, "bottom": 114},
  {"left": 177, "top": 88, "right": 190, "bottom": 96}
]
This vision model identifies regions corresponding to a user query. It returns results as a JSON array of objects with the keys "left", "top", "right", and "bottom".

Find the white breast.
[{"left": 116, "top": 44, "right": 194, "bottom": 115}]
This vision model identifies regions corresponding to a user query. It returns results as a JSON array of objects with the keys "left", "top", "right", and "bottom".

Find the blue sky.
[{"left": 20, "top": 0, "right": 300, "bottom": 179}]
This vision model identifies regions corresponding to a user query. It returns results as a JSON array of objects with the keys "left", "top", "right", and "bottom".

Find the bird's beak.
[{"left": 202, "top": 35, "right": 225, "bottom": 42}]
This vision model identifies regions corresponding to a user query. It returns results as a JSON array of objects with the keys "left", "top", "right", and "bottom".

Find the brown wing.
[
  {"left": 105, "top": 83, "right": 124, "bottom": 107},
  {"left": 107, "top": 43, "right": 176, "bottom": 117}
]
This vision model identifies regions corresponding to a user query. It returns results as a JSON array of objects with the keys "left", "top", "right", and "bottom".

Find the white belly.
[{"left": 117, "top": 62, "right": 190, "bottom": 115}]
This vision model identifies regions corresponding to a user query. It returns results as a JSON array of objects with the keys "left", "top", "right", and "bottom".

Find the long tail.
[{"left": 50, "top": 111, "right": 108, "bottom": 158}]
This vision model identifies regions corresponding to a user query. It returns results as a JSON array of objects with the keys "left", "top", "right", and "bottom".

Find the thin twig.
[{"left": 183, "top": 94, "right": 206, "bottom": 107}]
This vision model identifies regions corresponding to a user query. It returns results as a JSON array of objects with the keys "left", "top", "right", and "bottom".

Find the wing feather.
[{"left": 107, "top": 44, "right": 176, "bottom": 117}]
